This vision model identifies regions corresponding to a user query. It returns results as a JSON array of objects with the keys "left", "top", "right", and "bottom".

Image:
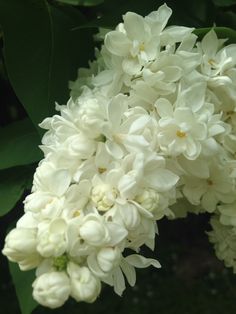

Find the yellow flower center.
[
  {"left": 176, "top": 130, "right": 186, "bottom": 138},
  {"left": 73, "top": 210, "right": 81, "bottom": 217},
  {"left": 208, "top": 59, "right": 216, "bottom": 67},
  {"left": 139, "top": 43, "right": 145, "bottom": 51},
  {"left": 98, "top": 167, "right": 107, "bottom": 174},
  {"left": 207, "top": 179, "right": 213, "bottom": 186}
]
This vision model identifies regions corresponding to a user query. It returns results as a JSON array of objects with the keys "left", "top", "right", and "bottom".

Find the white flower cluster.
[
  {"left": 208, "top": 216, "right": 236, "bottom": 273},
  {"left": 3, "top": 3, "right": 236, "bottom": 308}
]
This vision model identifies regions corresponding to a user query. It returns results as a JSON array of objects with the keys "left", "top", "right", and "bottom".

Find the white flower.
[
  {"left": 37, "top": 219, "right": 67, "bottom": 257},
  {"left": 198, "top": 29, "right": 236, "bottom": 80},
  {"left": 32, "top": 271, "right": 71, "bottom": 308},
  {"left": 112, "top": 254, "right": 161, "bottom": 296},
  {"left": 79, "top": 214, "right": 111, "bottom": 247},
  {"left": 197, "top": 30, "right": 236, "bottom": 106},
  {"left": 97, "top": 247, "right": 121, "bottom": 272},
  {"left": 66, "top": 218, "right": 92, "bottom": 257},
  {"left": 183, "top": 161, "right": 236, "bottom": 212},
  {"left": 91, "top": 168, "right": 122, "bottom": 210},
  {"left": 88, "top": 251, "right": 160, "bottom": 296},
  {"left": 2, "top": 228, "right": 41, "bottom": 270},
  {"left": 127, "top": 216, "right": 157, "bottom": 250},
  {"left": 102, "top": 95, "right": 157, "bottom": 158},
  {"left": 223, "top": 132, "right": 236, "bottom": 155},
  {"left": 33, "top": 161, "right": 71, "bottom": 197},
  {"left": 134, "top": 188, "right": 172, "bottom": 220},
  {"left": 218, "top": 201, "right": 236, "bottom": 227},
  {"left": 40, "top": 113, "right": 78, "bottom": 149},
  {"left": 208, "top": 216, "right": 236, "bottom": 273},
  {"left": 24, "top": 192, "right": 64, "bottom": 220},
  {"left": 156, "top": 103, "right": 207, "bottom": 160},
  {"left": 91, "top": 184, "right": 117, "bottom": 212},
  {"left": 44, "top": 147, "right": 83, "bottom": 178},
  {"left": 63, "top": 180, "right": 91, "bottom": 219},
  {"left": 16, "top": 212, "right": 38, "bottom": 228},
  {"left": 64, "top": 133, "right": 96, "bottom": 159},
  {"left": 75, "top": 89, "right": 108, "bottom": 139},
  {"left": 135, "top": 189, "right": 159, "bottom": 212},
  {"left": 69, "top": 48, "right": 106, "bottom": 98},
  {"left": 114, "top": 202, "right": 141, "bottom": 231},
  {"left": 118, "top": 152, "right": 178, "bottom": 200},
  {"left": 105, "top": 5, "right": 173, "bottom": 76},
  {"left": 67, "top": 262, "right": 101, "bottom": 303}
]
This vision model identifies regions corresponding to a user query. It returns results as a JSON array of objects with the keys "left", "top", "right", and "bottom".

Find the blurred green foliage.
[
  {"left": 1, "top": 0, "right": 236, "bottom": 313},
  {"left": 213, "top": 0, "right": 236, "bottom": 7},
  {"left": 56, "top": 0, "right": 105, "bottom": 5}
]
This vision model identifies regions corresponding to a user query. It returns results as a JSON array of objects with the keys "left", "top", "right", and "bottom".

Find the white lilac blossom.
[
  {"left": 2, "top": 228, "right": 41, "bottom": 270},
  {"left": 208, "top": 216, "right": 236, "bottom": 273},
  {"left": 2, "top": 3, "right": 236, "bottom": 309},
  {"left": 32, "top": 271, "right": 71, "bottom": 308},
  {"left": 67, "top": 263, "right": 101, "bottom": 303}
]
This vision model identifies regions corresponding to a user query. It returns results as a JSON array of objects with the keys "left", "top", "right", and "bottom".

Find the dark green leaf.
[
  {"left": 57, "top": 0, "right": 104, "bottom": 5},
  {"left": 216, "top": 11, "right": 236, "bottom": 30},
  {"left": 0, "top": 166, "right": 32, "bottom": 217},
  {"left": 0, "top": 119, "right": 42, "bottom": 170},
  {"left": 9, "top": 262, "right": 37, "bottom": 314},
  {"left": 167, "top": 0, "right": 216, "bottom": 27},
  {"left": 213, "top": 0, "right": 236, "bottom": 7},
  {"left": 194, "top": 27, "right": 236, "bottom": 43},
  {"left": 0, "top": 0, "right": 94, "bottom": 134},
  {"left": 75, "top": 0, "right": 214, "bottom": 31}
]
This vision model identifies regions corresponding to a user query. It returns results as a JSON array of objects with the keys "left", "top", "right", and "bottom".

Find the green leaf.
[
  {"left": 216, "top": 10, "right": 236, "bottom": 30},
  {"left": 0, "top": 166, "right": 33, "bottom": 217},
  {"left": 75, "top": 0, "right": 214, "bottom": 31},
  {"left": 0, "top": 0, "right": 94, "bottom": 134},
  {"left": 9, "top": 262, "right": 37, "bottom": 314},
  {"left": 213, "top": 0, "right": 236, "bottom": 7},
  {"left": 194, "top": 27, "right": 236, "bottom": 43},
  {"left": 57, "top": 0, "right": 104, "bottom": 5},
  {"left": 0, "top": 119, "right": 42, "bottom": 170}
]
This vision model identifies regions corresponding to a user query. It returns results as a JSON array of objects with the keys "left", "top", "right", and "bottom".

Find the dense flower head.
[{"left": 3, "top": 3, "right": 236, "bottom": 309}]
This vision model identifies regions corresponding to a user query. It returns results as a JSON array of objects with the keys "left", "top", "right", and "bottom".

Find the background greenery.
[{"left": 1, "top": 0, "right": 236, "bottom": 313}]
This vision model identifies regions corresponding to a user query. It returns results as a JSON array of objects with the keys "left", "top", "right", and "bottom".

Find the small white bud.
[
  {"left": 119, "top": 203, "right": 141, "bottom": 230},
  {"left": 135, "top": 189, "right": 159, "bottom": 212},
  {"left": 2, "top": 227, "right": 41, "bottom": 270},
  {"left": 97, "top": 247, "right": 121, "bottom": 272},
  {"left": 37, "top": 219, "right": 67, "bottom": 257},
  {"left": 67, "top": 134, "right": 96, "bottom": 158},
  {"left": 80, "top": 214, "right": 110, "bottom": 246},
  {"left": 32, "top": 271, "right": 70, "bottom": 308},
  {"left": 67, "top": 262, "right": 101, "bottom": 303}
]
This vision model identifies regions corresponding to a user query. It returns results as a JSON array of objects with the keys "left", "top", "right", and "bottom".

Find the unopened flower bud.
[
  {"left": 32, "top": 271, "right": 70, "bottom": 308},
  {"left": 37, "top": 219, "right": 67, "bottom": 257},
  {"left": 2, "top": 227, "right": 41, "bottom": 270},
  {"left": 135, "top": 189, "right": 159, "bottom": 212},
  {"left": 97, "top": 247, "right": 121, "bottom": 272},
  {"left": 80, "top": 215, "right": 110, "bottom": 246},
  {"left": 67, "top": 134, "right": 95, "bottom": 158},
  {"left": 67, "top": 262, "right": 101, "bottom": 303}
]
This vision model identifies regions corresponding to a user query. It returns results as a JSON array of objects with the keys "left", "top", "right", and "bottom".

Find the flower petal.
[{"left": 125, "top": 254, "right": 161, "bottom": 268}]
